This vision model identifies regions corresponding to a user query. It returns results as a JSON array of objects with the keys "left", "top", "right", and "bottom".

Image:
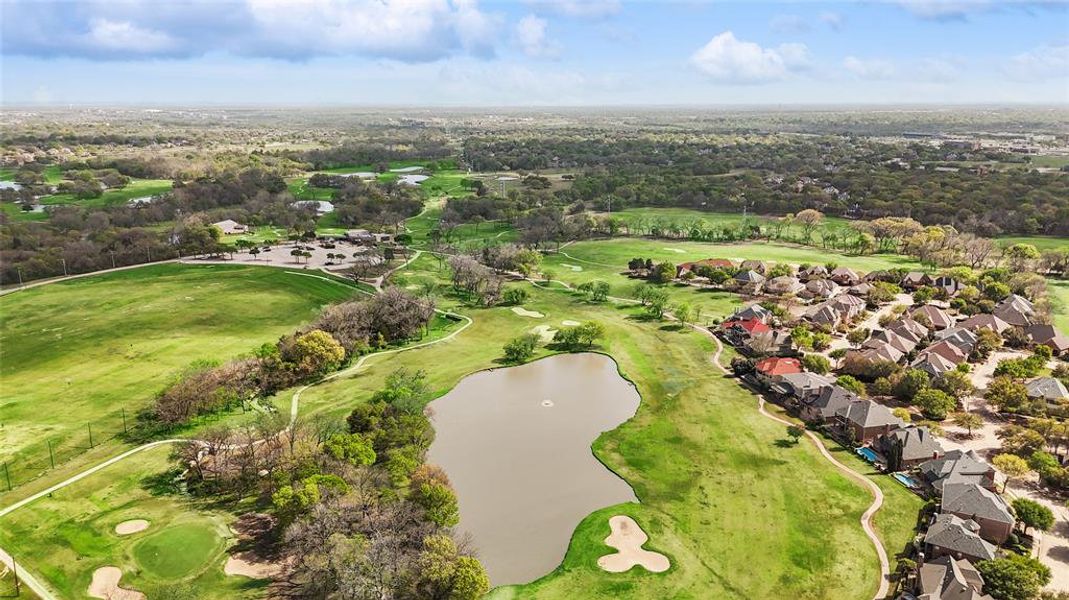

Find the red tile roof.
[
  {"left": 755, "top": 357, "right": 803, "bottom": 376},
  {"left": 721, "top": 318, "right": 771, "bottom": 334}
]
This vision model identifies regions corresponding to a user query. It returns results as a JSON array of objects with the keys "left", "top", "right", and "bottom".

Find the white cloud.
[
  {"left": 819, "top": 11, "right": 844, "bottom": 31},
  {"left": 86, "top": 18, "right": 178, "bottom": 53},
  {"left": 843, "top": 56, "right": 896, "bottom": 79},
  {"left": 915, "top": 57, "right": 962, "bottom": 81},
  {"left": 690, "top": 32, "right": 809, "bottom": 83},
  {"left": 1004, "top": 42, "right": 1069, "bottom": 81},
  {"left": 243, "top": 0, "right": 500, "bottom": 61},
  {"left": 896, "top": 0, "right": 992, "bottom": 20},
  {"left": 515, "top": 14, "right": 559, "bottom": 58}
]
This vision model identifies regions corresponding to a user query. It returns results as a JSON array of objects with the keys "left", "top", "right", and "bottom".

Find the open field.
[
  {"left": 1049, "top": 279, "right": 1069, "bottom": 333},
  {"left": 995, "top": 235, "right": 1069, "bottom": 251},
  {"left": 0, "top": 444, "right": 264, "bottom": 600},
  {"left": 0, "top": 263, "right": 355, "bottom": 491}
]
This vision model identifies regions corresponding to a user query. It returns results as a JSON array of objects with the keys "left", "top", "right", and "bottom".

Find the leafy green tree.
[
  {"left": 993, "top": 453, "right": 1031, "bottom": 493},
  {"left": 323, "top": 433, "right": 376, "bottom": 466},
  {"left": 951, "top": 412, "right": 983, "bottom": 437},
  {"left": 914, "top": 388, "right": 956, "bottom": 420},
  {"left": 811, "top": 332, "right": 832, "bottom": 351},
  {"left": 503, "top": 287, "right": 529, "bottom": 305},
  {"left": 836, "top": 375, "right": 867, "bottom": 397},
  {"left": 372, "top": 368, "right": 429, "bottom": 414},
  {"left": 591, "top": 280, "right": 611, "bottom": 302},
  {"left": 1012, "top": 498, "right": 1054, "bottom": 534},
  {"left": 417, "top": 535, "right": 491, "bottom": 600},
  {"left": 935, "top": 370, "right": 976, "bottom": 403},
  {"left": 986, "top": 377, "right": 1030, "bottom": 413},
  {"left": 412, "top": 481, "right": 460, "bottom": 527},
  {"left": 894, "top": 368, "right": 930, "bottom": 402},
  {"left": 290, "top": 329, "right": 346, "bottom": 376},
  {"left": 786, "top": 425, "right": 805, "bottom": 444},
  {"left": 650, "top": 262, "right": 676, "bottom": 284},
  {"left": 977, "top": 554, "right": 1051, "bottom": 600},
  {"left": 802, "top": 354, "right": 831, "bottom": 375},
  {"left": 272, "top": 479, "right": 321, "bottom": 526},
  {"left": 503, "top": 333, "right": 540, "bottom": 363}
]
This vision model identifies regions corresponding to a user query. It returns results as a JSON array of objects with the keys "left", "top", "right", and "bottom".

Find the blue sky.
[{"left": 2, "top": 0, "right": 1067, "bottom": 106}]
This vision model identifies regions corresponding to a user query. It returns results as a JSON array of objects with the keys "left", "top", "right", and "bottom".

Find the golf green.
[{"left": 133, "top": 522, "right": 222, "bottom": 579}]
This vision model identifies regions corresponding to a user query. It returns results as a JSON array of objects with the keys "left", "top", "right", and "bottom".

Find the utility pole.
[
  {"left": 87, "top": 423, "right": 94, "bottom": 448},
  {"left": 48, "top": 440, "right": 55, "bottom": 469},
  {"left": 121, "top": 408, "right": 128, "bottom": 434},
  {"left": 3, "top": 463, "right": 10, "bottom": 491}
]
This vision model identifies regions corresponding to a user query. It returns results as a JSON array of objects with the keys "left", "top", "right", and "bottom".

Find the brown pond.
[{"left": 425, "top": 352, "right": 641, "bottom": 586}]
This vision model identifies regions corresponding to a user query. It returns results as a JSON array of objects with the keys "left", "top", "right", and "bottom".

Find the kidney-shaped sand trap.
[
  {"left": 597, "top": 515, "right": 670, "bottom": 574},
  {"left": 225, "top": 552, "right": 284, "bottom": 579},
  {"left": 88, "top": 566, "right": 145, "bottom": 600},
  {"left": 114, "top": 519, "right": 150, "bottom": 535}
]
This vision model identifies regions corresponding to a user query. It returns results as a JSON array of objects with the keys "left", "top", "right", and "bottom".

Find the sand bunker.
[
  {"left": 225, "top": 552, "right": 284, "bottom": 579},
  {"left": 529, "top": 325, "right": 557, "bottom": 343},
  {"left": 662, "top": 248, "right": 686, "bottom": 254},
  {"left": 114, "top": 519, "right": 150, "bottom": 536},
  {"left": 560, "top": 263, "right": 583, "bottom": 272},
  {"left": 511, "top": 306, "right": 544, "bottom": 318},
  {"left": 597, "top": 515, "right": 670, "bottom": 574},
  {"left": 88, "top": 566, "right": 145, "bottom": 600},
  {"left": 561, "top": 320, "right": 581, "bottom": 326}
]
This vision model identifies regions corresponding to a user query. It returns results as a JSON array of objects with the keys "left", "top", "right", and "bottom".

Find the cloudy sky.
[{"left": 2, "top": 0, "right": 1067, "bottom": 106}]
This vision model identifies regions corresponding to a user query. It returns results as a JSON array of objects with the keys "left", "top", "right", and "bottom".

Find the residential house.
[
  {"left": 960, "top": 314, "right": 1011, "bottom": 335},
  {"left": 918, "top": 450, "right": 998, "bottom": 495},
  {"left": 846, "top": 282, "right": 874, "bottom": 298},
  {"left": 993, "top": 294, "right": 1035, "bottom": 327},
  {"left": 889, "top": 318, "right": 931, "bottom": 345},
  {"left": 933, "top": 276, "right": 965, "bottom": 297},
  {"left": 924, "top": 514, "right": 998, "bottom": 563},
  {"left": 919, "top": 340, "right": 969, "bottom": 366},
  {"left": 856, "top": 344, "right": 905, "bottom": 364},
  {"left": 772, "top": 372, "right": 834, "bottom": 404},
  {"left": 915, "top": 555, "right": 994, "bottom": 600},
  {"left": 798, "top": 265, "right": 828, "bottom": 281},
  {"left": 902, "top": 272, "right": 934, "bottom": 290},
  {"left": 913, "top": 305, "right": 955, "bottom": 330},
  {"left": 731, "top": 303, "right": 773, "bottom": 323},
  {"left": 834, "top": 400, "right": 905, "bottom": 443},
  {"left": 912, "top": 352, "right": 959, "bottom": 377},
  {"left": 802, "top": 278, "right": 840, "bottom": 299},
  {"left": 212, "top": 219, "right": 248, "bottom": 235},
  {"left": 806, "top": 294, "right": 866, "bottom": 327},
  {"left": 743, "top": 330, "right": 795, "bottom": 357},
  {"left": 739, "top": 259, "right": 767, "bottom": 274},
  {"left": 765, "top": 275, "right": 805, "bottom": 296},
  {"left": 941, "top": 483, "right": 1015, "bottom": 544},
  {"left": 734, "top": 270, "right": 766, "bottom": 293},
  {"left": 801, "top": 385, "right": 861, "bottom": 423},
  {"left": 830, "top": 267, "right": 861, "bottom": 286},
  {"left": 676, "top": 258, "right": 735, "bottom": 277},
  {"left": 864, "top": 270, "right": 895, "bottom": 283},
  {"left": 935, "top": 328, "right": 979, "bottom": 357},
  {"left": 1024, "top": 324, "right": 1069, "bottom": 355},
  {"left": 875, "top": 425, "right": 945, "bottom": 471},
  {"left": 867, "top": 329, "right": 918, "bottom": 354},
  {"left": 1025, "top": 376, "right": 1069, "bottom": 409},
  {"left": 753, "top": 357, "right": 802, "bottom": 388},
  {"left": 720, "top": 318, "right": 771, "bottom": 347}
]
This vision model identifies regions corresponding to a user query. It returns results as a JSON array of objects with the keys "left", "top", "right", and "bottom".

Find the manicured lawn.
[
  {"left": 0, "top": 445, "right": 261, "bottom": 600},
  {"left": 133, "top": 522, "right": 223, "bottom": 579},
  {"left": 0, "top": 263, "right": 355, "bottom": 491},
  {"left": 996, "top": 235, "right": 1069, "bottom": 251},
  {"left": 38, "top": 178, "right": 174, "bottom": 209},
  {"left": 1049, "top": 279, "right": 1069, "bottom": 333}
]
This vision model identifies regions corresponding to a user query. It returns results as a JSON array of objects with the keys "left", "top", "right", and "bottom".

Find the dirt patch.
[
  {"left": 597, "top": 515, "right": 670, "bottom": 574},
  {"left": 115, "top": 519, "right": 150, "bottom": 536},
  {"left": 511, "top": 306, "right": 544, "bottom": 318},
  {"left": 560, "top": 263, "right": 583, "bottom": 272},
  {"left": 88, "top": 566, "right": 145, "bottom": 600}
]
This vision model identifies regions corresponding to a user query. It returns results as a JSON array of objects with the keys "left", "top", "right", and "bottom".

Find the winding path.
[{"left": 698, "top": 327, "right": 890, "bottom": 600}]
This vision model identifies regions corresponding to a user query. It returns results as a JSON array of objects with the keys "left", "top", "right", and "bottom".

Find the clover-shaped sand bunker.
[
  {"left": 597, "top": 515, "right": 670, "bottom": 573},
  {"left": 88, "top": 566, "right": 145, "bottom": 600}
]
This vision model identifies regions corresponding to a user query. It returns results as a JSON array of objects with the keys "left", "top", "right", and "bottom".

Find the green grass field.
[
  {"left": 0, "top": 445, "right": 262, "bottom": 600},
  {"left": 38, "top": 178, "right": 174, "bottom": 209},
  {"left": 995, "top": 235, "right": 1069, "bottom": 251},
  {"left": 0, "top": 263, "right": 356, "bottom": 491}
]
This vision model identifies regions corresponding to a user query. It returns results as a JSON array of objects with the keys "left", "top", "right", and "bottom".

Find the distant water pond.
[{"left": 426, "top": 353, "right": 640, "bottom": 585}]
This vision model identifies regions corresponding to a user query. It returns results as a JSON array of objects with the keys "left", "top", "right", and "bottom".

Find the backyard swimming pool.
[
  {"left": 856, "top": 447, "right": 878, "bottom": 462},
  {"left": 893, "top": 473, "right": 921, "bottom": 489}
]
